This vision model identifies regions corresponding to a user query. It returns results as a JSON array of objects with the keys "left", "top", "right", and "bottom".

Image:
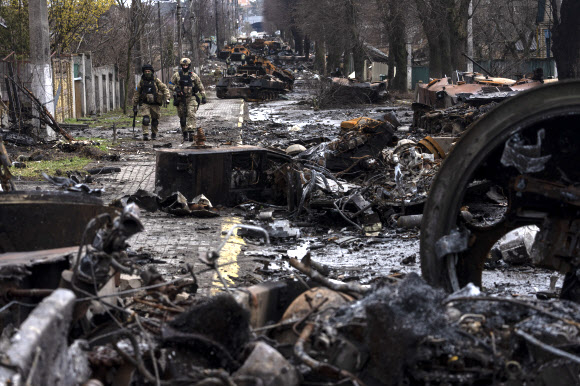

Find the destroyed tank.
[
  {"left": 420, "top": 80, "right": 580, "bottom": 301},
  {"left": 217, "top": 56, "right": 295, "bottom": 101},
  {"left": 216, "top": 75, "right": 287, "bottom": 101}
]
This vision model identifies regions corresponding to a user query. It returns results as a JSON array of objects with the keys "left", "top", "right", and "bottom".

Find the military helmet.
[
  {"left": 142, "top": 63, "right": 154, "bottom": 73},
  {"left": 180, "top": 58, "right": 191, "bottom": 66}
]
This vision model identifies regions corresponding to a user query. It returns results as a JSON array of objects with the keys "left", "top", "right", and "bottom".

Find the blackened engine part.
[
  {"left": 92, "top": 203, "right": 144, "bottom": 254},
  {"left": 500, "top": 128, "right": 552, "bottom": 173},
  {"left": 420, "top": 80, "right": 580, "bottom": 291},
  {"left": 77, "top": 203, "right": 143, "bottom": 285}
]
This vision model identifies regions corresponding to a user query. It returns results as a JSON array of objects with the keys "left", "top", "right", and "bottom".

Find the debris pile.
[
  {"left": 3, "top": 228, "right": 580, "bottom": 386},
  {"left": 217, "top": 43, "right": 296, "bottom": 101},
  {"left": 412, "top": 101, "right": 498, "bottom": 133}
]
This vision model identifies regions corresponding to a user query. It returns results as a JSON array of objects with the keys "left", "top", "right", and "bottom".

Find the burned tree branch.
[
  {"left": 515, "top": 329, "right": 580, "bottom": 365},
  {"left": 5, "top": 76, "right": 74, "bottom": 142},
  {"left": 288, "top": 257, "right": 370, "bottom": 295}
]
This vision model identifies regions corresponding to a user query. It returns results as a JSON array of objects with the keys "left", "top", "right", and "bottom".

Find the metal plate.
[
  {"left": 155, "top": 146, "right": 289, "bottom": 206},
  {"left": 0, "top": 191, "right": 117, "bottom": 253}
]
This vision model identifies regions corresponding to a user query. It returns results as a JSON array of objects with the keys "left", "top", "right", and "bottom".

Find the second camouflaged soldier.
[
  {"left": 169, "top": 58, "right": 207, "bottom": 142},
  {"left": 132, "top": 64, "right": 170, "bottom": 141}
]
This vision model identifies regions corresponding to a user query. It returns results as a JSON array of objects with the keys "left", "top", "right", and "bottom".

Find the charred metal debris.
[
  {"left": 2, "top": 46, "right": 580, "bottom": 386},
  {"left": 2, "top": 225, "right": 580, "bottom": 386},
  {"left": 215, "top": 37, "right": 388, "bottom": 105},
  {"left": 412, "top": 71, "right": 556, "bottom": 134}
]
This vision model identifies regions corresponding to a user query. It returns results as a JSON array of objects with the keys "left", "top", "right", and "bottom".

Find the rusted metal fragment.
[
  {"left": 323, "top": 119, "right": 395, "bottom": 173},
  {"left": 415, "top": 74, "right": 547, "bottom": 109},
  {"left": 418, "top": 136, "right": 447, "bottom": 159},
  {"left": 232, "top": 280, "right": 306, "bottom": 328},
  {"left": 238, "top": 279, "right": 303, "bottom": 321}
]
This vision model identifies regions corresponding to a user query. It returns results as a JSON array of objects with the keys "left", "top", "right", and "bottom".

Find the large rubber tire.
[{"left": 420, "top": 80, "right": 580, "bottom": 291}]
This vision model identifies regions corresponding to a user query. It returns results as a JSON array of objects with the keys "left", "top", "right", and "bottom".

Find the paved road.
[{"left": 93, "top": 93, "right": 260, "bottom": 295}]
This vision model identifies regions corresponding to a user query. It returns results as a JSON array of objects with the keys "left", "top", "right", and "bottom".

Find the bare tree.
[
  {"left": 375, "top": 0, "right": 407, "bottom": 90},
  {"left": 551, "top": 0, "right": 580, "bottom": 79},
  {"left": 414, "top": 0, "right": 470, "bottom": 78}
]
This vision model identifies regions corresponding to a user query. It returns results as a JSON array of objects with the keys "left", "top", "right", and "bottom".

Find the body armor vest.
[
  {"left": 178, "top": 70, "right": 197, "bottom": 96},
  {"left": 141, "top": 79, "right": 158, "bottom": 104}
]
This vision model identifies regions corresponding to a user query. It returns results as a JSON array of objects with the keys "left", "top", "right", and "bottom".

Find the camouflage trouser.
[
  {"left": 139, "top": 104, "right": 161, "bottom": 135},
  {"left": 177, "top": 96, "right": 199, "bottom": 132}
]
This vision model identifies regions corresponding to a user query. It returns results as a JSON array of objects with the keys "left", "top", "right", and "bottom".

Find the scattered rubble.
[{"left": 1, "top": 37, "right": 578, "bottom": 385}]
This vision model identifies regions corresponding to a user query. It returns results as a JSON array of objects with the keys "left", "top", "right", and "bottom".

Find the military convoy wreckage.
[
  {"left": 412, "top": 71, "right": 556, "bottom": 133},
  {"left": 2, "top": 65, "right": 580, "bottom": 385},
  {"left": 217, "top": 38, "right": 296, "bottom": 101},
  {"left": 217, "top": 57, "right": 295, "bottom": 101}
]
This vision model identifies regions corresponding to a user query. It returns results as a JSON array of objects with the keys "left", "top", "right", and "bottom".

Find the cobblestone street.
[{"left": 90, "top": 93, "right": 257, "bottom": 295}]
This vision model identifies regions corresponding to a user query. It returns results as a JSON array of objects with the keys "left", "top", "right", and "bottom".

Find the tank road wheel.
[{"left": 420, "top": 81, "right": 580, "bottom": 293}]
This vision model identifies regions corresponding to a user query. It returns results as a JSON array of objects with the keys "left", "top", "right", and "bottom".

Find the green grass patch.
[
  {"left": 11, "top": 157, "right": 92, "bottom": 180},
  {"left": 69, "top": 104, "right": 179, "bottom": 129}
]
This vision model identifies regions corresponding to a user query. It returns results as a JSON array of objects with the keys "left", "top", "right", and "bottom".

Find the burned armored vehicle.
[{"left": 217, "top": 57, "right": 295, "bottom": 101}]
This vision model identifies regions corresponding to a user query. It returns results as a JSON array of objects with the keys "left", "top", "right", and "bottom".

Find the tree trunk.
[
  {"left": 314, "top": 40, "right": 326, "bottom": 75},
  {"left": 447, "top": 0, "right": 469, "bottom": 71},
  {"left": 439, "top": 28, "right": 453, "bottom": 78},
  {"left": 291, "top": 26, "right": 304, "bottom": 55},
  {"left": 352, "top": 40, "right": 365, "bottom": 80},
  {"left": 123, "top": 45, "right": 132, "bottom": 115},
  {"left": 304, "top": 35, "right": 310, "bottom": 60},
  {"left": 428, "top": 36, "right": 442, "bottom": 78},
  {"left": 390, "top": 10, "right": 407, "bottom": 91},
  {"left": 552, "top": 0, "right": 580, "bottom": 79},
  {"left": 327, "top": 44, "right": 341, "bottom": 76}
]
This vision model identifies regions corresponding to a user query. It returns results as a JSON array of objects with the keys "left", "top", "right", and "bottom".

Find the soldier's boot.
[
  {"left": 195, "top": 127, "right": 206, "bottom": 146},
  {"left": 181, "top": 125, "right": 187, "bottom": 141},
  {"left": 151, "top": 119, "right": 158, "bottom": 140},
  {"left": 188, "top": 131, "right": 194, "bottom": 142},
  {"left": 143, "top": 134, "right": 149, "bottom": 141}
]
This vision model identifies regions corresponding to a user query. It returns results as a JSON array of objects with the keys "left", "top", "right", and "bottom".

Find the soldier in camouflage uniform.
[
  {"left": 169, "top": 57, "right": 207, "bottom": 142},
  {"left": 132, "top": 64, "right": 170, "bottom": 141}
]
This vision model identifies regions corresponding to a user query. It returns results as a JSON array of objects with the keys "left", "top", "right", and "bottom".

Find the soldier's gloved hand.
[
  {"left": 201, "top": 96, "right": 207, "bottom": 104},
  {"left": 133, "top": 105, "right": 138, "bottom": 114}
]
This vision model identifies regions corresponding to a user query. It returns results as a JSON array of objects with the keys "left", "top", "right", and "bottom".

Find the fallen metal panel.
[
  {"left": 0, "top": 191, "right": 118, "bottom": 253},
  {"left": 0, "top": 246, "right": 78, "bottom": 267},
  {"left": 155, "top": 146, "right": 289, "bottom": 206}
]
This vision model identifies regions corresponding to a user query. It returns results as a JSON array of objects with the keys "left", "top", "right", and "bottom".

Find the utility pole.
[
  {"left": 214, "top": 0, "right": 220, "bottom": 48},
  {"left": 157, "top": 1, "right": 164, "bottom": 82},
  {"left": 467, "top": 0, "right": 474, "bottom": 72},
  {"left": 177, "top": 0, "right": 183, "bottom": 61},
  {"left": 28, "top": 0, "right": 55, "bottom": 137},
  {"left": 190, "top": 0, "right": 200, "bottom": 71},
  {"left": 133, "top": 0, "right": 143, "bottom": 88}
]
